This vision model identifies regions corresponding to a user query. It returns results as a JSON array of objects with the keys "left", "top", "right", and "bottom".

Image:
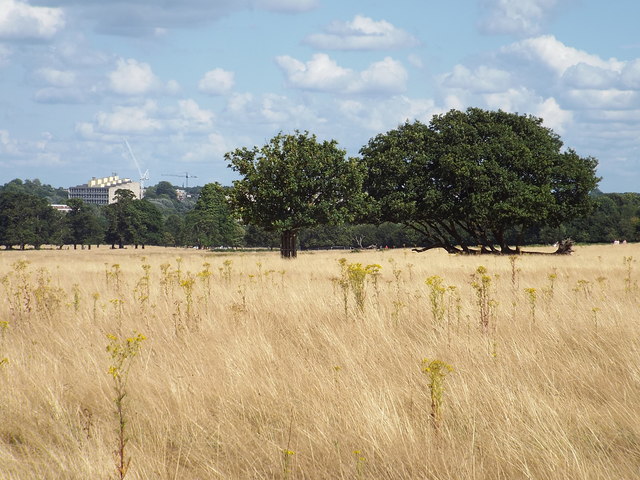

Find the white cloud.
[
  {"left": 440, "top": 65, "right": 512, "bottom": 93},
  {"left": 275, "top": 53, "right": 407, "bottom": 94},
  {"left": 407, "top": 54, "right": 424, "bottom": 69},
  {"left": 562, "top": 63, "right": 618, "bottom": 90},
  {"left": 0, "top": 129, "right": 64, "bottom": 167},
  {"left": 175, "top": 99, "right": 214, "bottom": 129},
  {"left": 34, "top": 87, "right": 85, "bottom": 104},
  {"left": 534, "top": 97, "right": 573, "bottom": 134},
  {"left": 79, "top": 99, "right": 216, "bottom": 139},
  {"left": 108, "top": 58, "right": 159, "bottom": 96},
  {"left": 53, "top": 35, "right": 110, "bottom": 67},
  {"left": 94, "top": 101, "right": 163, "bottom": 134},
  {"left": 360, "top": 57, "right": 409, "bottom": 93},
  {"left": 226, "top": 92, "right": 255, "bottom": 116},
  {"left": 563, "top": 89, "right": 638, "bottom": 110},
  {"left": 224, "top": 92, "right": 324, "bottom": 127},
  {"left": 166, "top": 79, "right": 181, "bottom": 95},
  {"left": 338, "top": 95, "right": 439, "bottom": 132},
  {"left": 276, "top": 54, "right": 350, "bottom": 91},
  {"left": 501, "top": 35, "right": 623, "bottom": 76},
  {"left": 0, "top": 0, "right": 65, "bottom": 41},
  {"left": 182, "top": 132, "right": 232, "bottom": 162},
  {"left": 36, "top": 67, "right": 76, "bottom": 87},
  {"left": 478, "top": 0, "right": 559, "bottom": 36},
  {"left": 198, "top": 68, "right": 235, "bottom": 95},
  {"left": 305, "top": 15, "right": 419, "bottom": 50},
  {"left": 0, "top": 129, "right": 20, "bottom": 155},
  {"left": 621, "top": 60, "right": 640, "bottom": 89},
  {"left": 483, "top": 86, "right": 538, "bottom": 112}
]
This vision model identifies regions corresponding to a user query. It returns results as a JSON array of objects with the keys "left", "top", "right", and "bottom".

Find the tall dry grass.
[{"left": 0, "top": 244, "right": 639, "bottom": 479}]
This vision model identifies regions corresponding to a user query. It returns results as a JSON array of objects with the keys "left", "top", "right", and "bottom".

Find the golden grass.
[{"left": 1, "top": 244, "right": 639, "bottom": 479}]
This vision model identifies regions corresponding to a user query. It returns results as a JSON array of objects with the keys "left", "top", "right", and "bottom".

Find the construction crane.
[
  {"left": 161, "top": 172, "right": 198, "bottom": 189},
  {"left": 123, "top": 138, "right": 150, "bottom": 198}
]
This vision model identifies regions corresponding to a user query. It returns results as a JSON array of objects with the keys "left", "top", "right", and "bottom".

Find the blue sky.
[{"left": 1, "top": 0, "right": 640, "bottom": 192}]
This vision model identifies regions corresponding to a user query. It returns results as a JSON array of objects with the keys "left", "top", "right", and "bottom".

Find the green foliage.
[
  {"left": 65, "top": 198, "right": 103, "bottom": 248},
  {"left": 0, "top": 191, "right": 63, "bottom": 249},
  {"left": 106, "top": 332, "right": 146, "bottom": 480},
  {"left": 360, "top": 108, "right": 600, "bottom": 253},
  {"left": 0, "top": 178, "right": 68, "bottom": 204},
  {"left": 184, "top": 182, "right": 242, "bottom": 248},
  {"left": 104, "top": 190, "right": 163, "bottom": 248},
  {"left": 421, "top": 359, "right": 454, "bottom": 431},
  {"left": 227, "top": 130, "right": 366, "bottom": 257}
]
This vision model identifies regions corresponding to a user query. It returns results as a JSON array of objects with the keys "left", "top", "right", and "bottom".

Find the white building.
[{"left": 68, "top": 175, "right": 141, "bottom": 206}]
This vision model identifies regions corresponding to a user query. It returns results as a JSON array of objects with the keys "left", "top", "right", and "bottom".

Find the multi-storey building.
[{"left": 67, "top": 175, "right": 141, "bottom": 206}]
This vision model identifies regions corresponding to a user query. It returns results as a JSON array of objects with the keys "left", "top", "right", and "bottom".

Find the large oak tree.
[
  {"left": 360, "top": 108, "right": 600, "bottom": 254},
  {"left": 226, "top": 131, "right": 365, "bottom": 258}
]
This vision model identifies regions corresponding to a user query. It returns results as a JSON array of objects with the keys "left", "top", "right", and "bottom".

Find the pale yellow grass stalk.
[{"left": 0, "top": 244, "right": 639, "bottom": 479}]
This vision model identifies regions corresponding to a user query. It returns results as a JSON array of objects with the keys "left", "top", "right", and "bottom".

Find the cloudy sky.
[{"left": 1, "top": 0, "right": 639, "bottom": 192}]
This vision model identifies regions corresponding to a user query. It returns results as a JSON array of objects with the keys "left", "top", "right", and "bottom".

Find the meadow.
[{"left": 0, "top": 244, "right": 639, "bottom": 479}]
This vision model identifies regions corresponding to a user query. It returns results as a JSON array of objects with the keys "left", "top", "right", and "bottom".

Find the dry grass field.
[{"left": 1, "top": 244, "right": 639, "bottom": 479}]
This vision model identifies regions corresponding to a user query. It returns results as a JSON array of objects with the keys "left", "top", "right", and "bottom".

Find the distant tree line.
[
  {"left": 1, "top": 179, "right": 638, "bottom": 251},
  {"left": 1, "top": 108, "right": 638, "bottom": 252}
]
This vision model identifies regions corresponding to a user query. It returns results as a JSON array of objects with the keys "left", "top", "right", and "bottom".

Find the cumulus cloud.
[
  {"left": 305, "top": 15, "right": 419, "bottom": 50},
  {"left": 0, "top": 0, "right": 65, "bottom": 41},
  {"left": 94, "top": 101, "right": 163, "bottom": 134},
  {"left": 275, "top": 53, "right": 408, "bottom": 94},
  {"left": 534, "top": 97, "right": 573, "bottom": 134},
  {"left": 0, "top": 129, "right": 20, "bottom": 155},
  {"left": 35, "top": 67, "right": 76, "bottom": 87},
  {"left": 440, "top": 65, "right": 512, "bottom": 93},
  {"left": 34, "top": 87, "right": 85, "bottom": 104},
  {"left": 181, "top": 132, "right": 233, "bottom": 163},
  {"left": 198, "top": 68, "right": 235, "bottom": 95},
  {"left": 478, "top": 0, "right": 560, "bottom": 36},
  {"left": 561, "top": 63, "right": 618, "bottom": 90},
  {"left": 338, "top": 95, "right": 439, "bottom": 132},
  {"left": 173, "top": 99, "right": 214, "bottom": 130},
  {"left": 108, "top": 58, "right": 159, "bottom": 96},
  {"left": 225, "top": 91, "right": 323, "bottom": 127},
  {"left": 78, "top": 99, "right": 215, "bottom": 139},
  {"left": 500, "top": 35, "right": 623, "bottom": 76},
  {"left": 563, "top": 89, "right": 638, "bottom": 110},
  {"left": 621, "top": 60, "right": 640, "bottom": 89},
  {"left": 0, "top": 129, "right": 63, "bottom": 166}
]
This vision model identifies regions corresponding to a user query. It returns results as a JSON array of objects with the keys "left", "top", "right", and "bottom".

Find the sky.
[{"left": 1, "top": 0, "right": 640, "bottom": 192}]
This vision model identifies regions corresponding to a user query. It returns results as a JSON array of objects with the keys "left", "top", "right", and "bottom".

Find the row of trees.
[
  {"left": 0, "top": 183, "right": 240, "bottom": 250},
  {"left": 227, "top": 108, "right": 599, "bottom": 257},
  {"left": 1, "top": 107, "right": 633, "bottom": 255}
]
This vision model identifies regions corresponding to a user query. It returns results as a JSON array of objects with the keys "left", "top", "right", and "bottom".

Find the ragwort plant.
[
  {"left": 106, "top": 332, "right": 146, "bottom": 480},
  {"left": 425, "top": 275, "right": 447, "bottom": 325},
  {"left": 1, "top": 260, "right": 33, "bottom": 321},
  {"left": 334, "top": 259, "right": 382, "bottom": 315},
  {"left": 470, "top": 266, "right": 497, "bottom": 333},
  {"left": 33, "top": 267, "right": 65, "bottom": 321},
  {"left": 623, "top": 256, "right": 637, "bottom": 293},
  {"left": 524, "top": 287, "right": 537, "bottom": 325},
  {"left": 421, "top": 359, "right": 454, "bottom": 433}
]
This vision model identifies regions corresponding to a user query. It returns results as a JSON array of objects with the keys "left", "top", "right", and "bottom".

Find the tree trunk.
[{"left": 280, "top": 230, "right": 298, "bottom": 259}]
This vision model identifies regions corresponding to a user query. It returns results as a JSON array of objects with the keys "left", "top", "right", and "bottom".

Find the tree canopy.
[
  {"left": 184, "top": 183, "right": 243, "bottom": 248},
  {"left": 226, "top": 131, "right": 366, "bottom": 257},
  {"left": 360, "top": 108, "right": 600, "bottom": 254},
  {"left": 0, "top": 191, "right": 62, "bottom": 249}
]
